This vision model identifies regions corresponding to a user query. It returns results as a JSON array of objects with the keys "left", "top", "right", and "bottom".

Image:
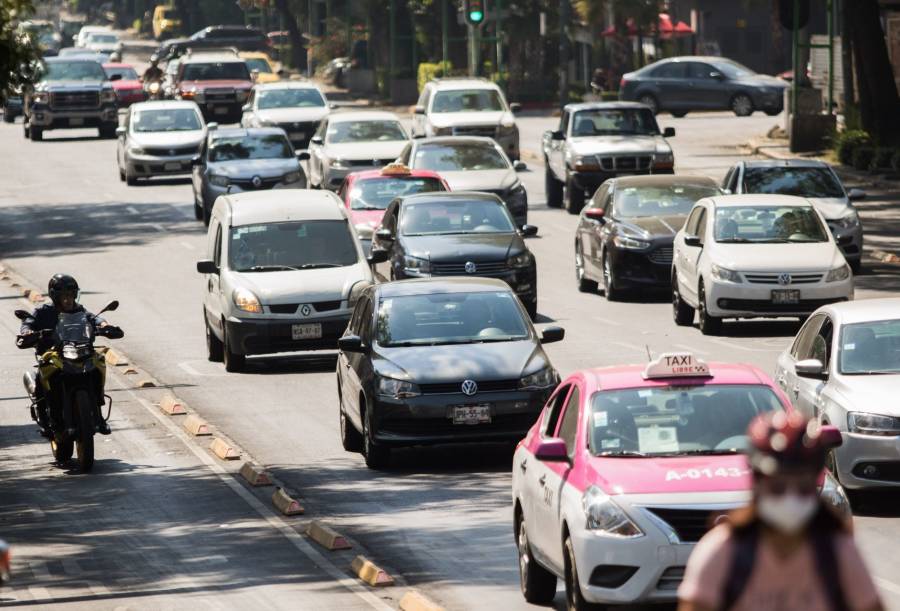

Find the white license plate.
[
  {"left": 213, "top": 106, "right": 229, "bottom": 115},
  {"left": 292, "top": 323, "right": 322, "bottom": 340},
  {"left": 772, "top": 289, "right": 800, "bottom": 304},
  {"left": 69, "top": 117, "right": 84, "bottom": 126},
  {"left": 164, "top": 161, "right": 182, "bottom": 171},
  {"left": 452, "top": 404, "right": 491, "bottom": 425}
]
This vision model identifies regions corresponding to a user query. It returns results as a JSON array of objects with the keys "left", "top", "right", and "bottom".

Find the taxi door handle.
[{"left": 538, "top": 474, "right": 546, "bottom": 487}]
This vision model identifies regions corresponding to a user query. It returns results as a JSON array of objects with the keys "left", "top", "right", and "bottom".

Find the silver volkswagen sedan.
[
  {"left": 775, "top": 298, "right": 900, "bottom": 491},
  {"left": 116, "top": 100, "right": 206, "bottom": 185}
]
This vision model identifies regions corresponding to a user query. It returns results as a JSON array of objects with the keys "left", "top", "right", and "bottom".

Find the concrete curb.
[
  {"left": 104, "top": 348, "right": 128, "bottom": 366},
  {"left": 136, "top": 379, "right": 155, "bottom": 388},
  {"left": 209, "top": 437, "right": 240, "bottom": 460},
  {"left": 398, "top": 591, "right": 445, "bottom": 611},
  {"left": 183, "top": 414, "right": 211, "bottom": 436},
  {"left": 158, "top": 393, "right": 186, "bottom": 415},
  {"left": 350, "top": 555, "right": 394, "bottom": 587},
  {"left": 306, "top": 521, "right": 351, "bottom": 550},
  {"left": 272, "top": 487, "right": 304, "bottom": 515},
  {"left": 240, "top": 462, "right": 272, "bottom": 486}
]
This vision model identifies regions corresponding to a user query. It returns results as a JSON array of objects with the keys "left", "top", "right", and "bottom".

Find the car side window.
[
  {"left": 211, "top": 222, "right": 223, "bottom": 267},
  {"left": 556, "top": 387, "right": 581, "bottom": 457},
  {"left": 543, "top": 384, "right": 571, "bottom": 437},
  {"left": 651, "top": 62, "right": 686, "bottom": 78},
  {"left": 359, "top": 298, "right": 374, "bottom": 342},
  {"left": 695, "top": 208, "right": 708, "bottom": 242},
  {"left": 687, "top": 62, "right": 715, "bottom": 79},
  {"left": 417, "top": 86, "right": 431, "bottom": 109},
  {"left": 792, "top": 314, "right": 825, "bottom": 360},
  {"left": 314, "top": 119, "right": 328, "bottom": 140},
  {"left": 398, "top": 144, "right": 411, "bottom": 165},
  {"left": 587, "top": 183, "right": 609, "bottom": 210},
  {"left": 811, "top": 317, "right": 834, "bottom": 367},
  {"left": 722, "top": 168, "right": 735, "bottom": 190},
  {"left": 684, "top": 207, "right": 702, "bottom": 235},
  {"left": 348, "top": 297, "right": 365, "bottom": 334},
  {"left": 559, "top": 111, "right": 569, "bottom": 134}
]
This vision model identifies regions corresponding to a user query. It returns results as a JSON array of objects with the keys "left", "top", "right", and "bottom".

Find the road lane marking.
[
  {"left": 874, "top": 576, "right": 900, "bottom": 597},
  {"left": 592, "top": 316, "right": 623, "bottom": 327},
  {"left": 674, "top": 343, "right": 708, "bottom": 354},
  {"left": 178, "top": 361, "right": 228, "bottom": 377}
]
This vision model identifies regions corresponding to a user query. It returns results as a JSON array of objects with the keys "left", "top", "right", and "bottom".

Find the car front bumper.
[
  {"left": 225, "top": 313, "right": 351, "bottom": 355},
  {"left": 28, "top": 105, "right": 118, "bottom": 129},
  {"left": 609, "top": 244, "right": 673, "bottom": 289},
  {"left": 834, "top": 431, "right": 900, "bottom": 489},
  {"left": 705, "top": 275, "right": 853, "bottom": 318}
]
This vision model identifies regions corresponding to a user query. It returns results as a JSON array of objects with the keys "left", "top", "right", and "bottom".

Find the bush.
[
  {"left": 417, "top": 62, "right": 451, "bottom": 93},
  {"left": 834, "top": 129, "right": 871, "bottom": 166},
  {"left": 892, "top": 149, "right": 900, "bottom": 173},
  {"left": 870, "top": 147, "right": 895, "bottom": 172},
  {"left": 851, "top": 146, "right": 875, "bottom": 172}
]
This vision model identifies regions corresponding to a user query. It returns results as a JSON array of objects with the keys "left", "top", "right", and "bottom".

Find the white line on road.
[
  {"left": 178, "top": 361, "right": 227, "bottom": 377},
  {"left": 592, "top": 316, "right": 623, "bottom": 327},
  {"left": 674, "top": 343, "right": 708, "bottom": 354}
]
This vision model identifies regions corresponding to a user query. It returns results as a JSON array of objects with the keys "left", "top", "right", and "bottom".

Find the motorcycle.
[
  {"left": 143, "top": 80, "right": 162, "bottom": 101},
  {"left": 15, "top": 301, "right": 123, "bottom": 472}
]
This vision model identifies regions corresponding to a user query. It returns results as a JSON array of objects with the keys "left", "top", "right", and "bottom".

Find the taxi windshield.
[
  {"left": 376, "top": 291, "right": 529, "bottom": 347},
  {"left": 589, "top": 384, "right": 783, "bottom": 457},
  {"left": 350, "top": 176, "right": 444, "bottom": 210}
]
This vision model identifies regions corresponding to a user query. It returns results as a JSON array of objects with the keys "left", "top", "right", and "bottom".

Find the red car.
[
  {"left": 337, "top": 164, "right": 449, "bottom": 253},
  {"left": 103, "top": 63, "right": 145, "bottom": 107}
]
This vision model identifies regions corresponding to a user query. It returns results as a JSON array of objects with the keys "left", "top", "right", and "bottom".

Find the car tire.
[
  {"left": 202, "top": 199, "right": 212, "bottom": 227},
  {"left": 193, "top": 193, "right": 204, "bottom": 220},
  {"left": 362, "top": 401, "right": 390, "bottom": 469},
  {"left": 731, "top": 94, "right": 754, "bottom": 117},
  {"left": 765, "top": 108, "right": 782, "bottom": 116},
  {"left": 119, "top": 167, "right": 126, "bottom": 182},
  {"left": 99, "top": 125, "right": 117, "bottom": 139},
  {"left": 565, "top": 175, "right": 585, "bottom": 215},
  {"left": 602, "top": 252, "right": 622, "bottom": 301},
  {"left": 698, "top": 282, "right": 723, "bottom": 335},
  {"left": 545, "top": 161, "right": 563, "bottom": 208},
  {"left": 850, "top": 259, "right": 862, "bottom": 275},
  {"left": 125, "top": 170, "right": 137, "bottom": 186},
  {"left": 638, "top": 93, "right": 659, "bottom": 115},
  {"left": 517, "top": 511, "right": 557, "bottom": 605},
  {"left": 205, "top": 312, "right": 224, "bottom": 362},
  {"left": 2, "top": 112, "right": 13, "bottom": 124},
  {"left": 564, "top": 535, "right": 596, "bottom": 611},
  {"left": 575, "top": 244, "right": 598, "bottom": 293},
  {"left": 670, "top": 110, "right": 688, "bottom": 118},
  {"left": 30, "top": 126, "right": 43, "bottom": 141},
  {"left": 222, "top": 326, "right": 246, "bottom": 372},
  {"left": 340, "top": 401, "right": 364, "bottom": 453},
  {"left": 672, "top": 273, "right": 695, "bottom": 326}
]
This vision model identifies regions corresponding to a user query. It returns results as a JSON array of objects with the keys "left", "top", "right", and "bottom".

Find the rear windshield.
[
  {"left": 327, "top": 120, "right": 406, "bottom": 143},
  {"left": 257, "top": 88, "right": 325, "bottom": 109},
  {"left": 742, "top": 167, "right": 845, "bottom": 199},
  {"left": 229, "top": 220, "right": 358, "bottom": 272},
  {"left": 132, "top": 108, "right": 202, "bottom": 132},
  {"left": 209, "top": 134, "right": 292, "bottom": 161},
  {"left": 350, "top": 176, "right": 445, "bottom": 210},
  {"left": 614, "top": 184, "right": 719, "bottom": 218},
  {"left": 181, "top": 61, "right": 250, "bottom": 81},
  {"left": 413, "top": 143, "right": 508, "bottom": 171}
]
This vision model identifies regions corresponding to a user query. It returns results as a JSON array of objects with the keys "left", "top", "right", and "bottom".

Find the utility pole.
[
  {"left": 441, "top": 0, "right": 448, "bottom": 75},
  {"left": 559, "top": 0, "right": 570, "bottom": 110}
]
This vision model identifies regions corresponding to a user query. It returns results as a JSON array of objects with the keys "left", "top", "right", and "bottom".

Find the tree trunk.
[
  {"left": 273, "top": 0, "right": 306, "bottom": 72},
  {"left": 840, "top": 0, "right": 854, "bottom": 111},
  {"left": 848, "top": 0, "right": 900, "bottom": 144}
]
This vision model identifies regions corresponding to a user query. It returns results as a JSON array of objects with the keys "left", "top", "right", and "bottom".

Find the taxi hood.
[{"left": 587, "top": 454, "right": 752, "bottom": 495}]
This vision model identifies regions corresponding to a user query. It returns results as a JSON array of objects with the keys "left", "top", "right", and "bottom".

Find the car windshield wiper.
[
  {"left": 297, "top": 263, "right": 344, "bottom": 269},
  {"left": 843, "top": 370, "right": 898, "bottom": 376},
  {"left": 657, "top": 448, "right": 741, "bottom": 456},
  {"left": 716, "top": 237, "right": 752, "bottom": 243},
  {"left": 595, "top": 450, "right": 647, "bottom": 457},
  {"left": 241, "top": 265, "right": 302, "bottom": 272}
]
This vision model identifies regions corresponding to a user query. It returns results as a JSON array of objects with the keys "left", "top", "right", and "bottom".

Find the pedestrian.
[{"left": 678, "top": 411, "right": 883, "bottom": 611}]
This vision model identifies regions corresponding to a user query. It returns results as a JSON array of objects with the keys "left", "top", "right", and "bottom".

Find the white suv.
[
  {"left": 413, "top": 77, "right": 520, "bottom": 159},
  {"left": 196, "top": 189, "right": 387, "bottom": 371},
  {"left": 671, "top": 194, "right": 853, "bottom": 335}
]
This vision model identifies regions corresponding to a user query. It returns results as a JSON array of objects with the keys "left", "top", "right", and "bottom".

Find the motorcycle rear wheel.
[{"left": 74, "top": 390, "right": 95, "bottom": 472}]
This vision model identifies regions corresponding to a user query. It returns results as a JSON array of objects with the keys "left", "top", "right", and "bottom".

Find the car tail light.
[{"left": 620, "top": 77, "right": 627, "bottom": 89}]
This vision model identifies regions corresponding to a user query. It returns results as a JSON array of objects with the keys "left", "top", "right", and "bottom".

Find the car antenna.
[{"left": 645, "top": 345, "right": 653, "bottom": 362}]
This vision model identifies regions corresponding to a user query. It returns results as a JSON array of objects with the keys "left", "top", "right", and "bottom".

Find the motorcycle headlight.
[
  {"left": 348, "top": 280, "right": 371, "bottom": 308},
  {"left": 100, "top": 88, "right": 117, "bottom": 103},
  {"left": 711, "top": 264, "right": 741, "bottom": 283},
  {"left": 582, "top": 486, "right": 643, "bottom": 537},
  {"left": 613, "top": 235, "right": 651, "bottom": 250},
  {"left": 835, "top": 210, "right": 860, "bottom": 229},
  {"left": 819, "top": 471, "right": 852, "bottom": 520},
  {"left": 282, "top": 170, "right": 302, "bottom": 184},
  {"left": 209, "top": 174, "right": 230, "bottom": 187},
  {"left": 507, "top": 251, "right": 533, "bottom": 268},
  {"left": 848, "top": 412, "right": 900, "bottom": 436},
  {"left": 62, "top": 344, "right": 79, "bottom": 360},
  {"left": 233, "top": 288, "right": 262, "bottom": 313},
  {"left": 376, "top": 375, "right": 421, "bottom": 399},
  {"left": 32, "top": 92, "right": 49, "bottom": 105},
  {"left": 403, "top": 255, "right": 431, "bottom": 274},
  {"left": 518, "top": 367, "right": 557, "bottom": 390},
  {"left": 826, "top": 263, "right": 851, "bottom": 282}
]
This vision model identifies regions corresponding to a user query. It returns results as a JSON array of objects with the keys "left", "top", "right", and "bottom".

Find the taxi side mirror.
[
  {"left": 535, "top": 438, "right": 569, "bottom": 462},
  {"left": 819, "top": 425, "right": 842, "bottom": 449}
]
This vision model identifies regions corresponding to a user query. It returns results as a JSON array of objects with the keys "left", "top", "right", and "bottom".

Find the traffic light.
[{"left": 464, "top": 0, "right": 487, "bottom": 27}]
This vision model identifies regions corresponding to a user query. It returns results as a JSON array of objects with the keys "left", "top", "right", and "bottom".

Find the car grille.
[
  {"left": 345, "top": 158, "right": 395, "bottom": 167},
  {"left": 430, "top": 261, "right": 509, "bottom": 276},
  {"left": 205, "top": 88, "right": 236, "bottom": 102},
  {"left": 142, "top": 145, "right": 198, "bottom": 157},
  {"left": 743, "top": 272, "right": 823, "bottom": 284},
  {"left": 230, "top": 175, "right": 283, "bottom": 189},
  {"left": 644, "top": 507, "right": 719, "bottom": 543},
  {"left": 419, "top": 379, "right": 520, "bottom": 395},
  {"left": 268, "top": 301, "right": 342, "bottom": 314},
  {"left": 598, "top": 155, "right": 652, "bottom": 172},
  {"left": 647, "top": 246, "right": 673, "bottom": 265},
  {"left": 51, "top": 91, "right": 100, "bottom": 109},
  {"left": 452, "top": 126, "right": 497, "bottom": 138},
  {"left": 379, "top": 413, "right": 535, "bottom": 437},
  {"left": 656, "top": 567, "right": 685, "bottom": 591}
]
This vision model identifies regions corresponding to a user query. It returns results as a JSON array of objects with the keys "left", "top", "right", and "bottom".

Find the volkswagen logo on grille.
[
  {"left": 169, "top": 148, "right": 177, "bottom": 156},
  {"left": 251, "top": 175, "right": 263, "bottom": 188},
  {"left": 778, "top": 273, "right": 792, "bottom": 286},
  {"left": 464, "top": 261, "right": 477, "bottom": 274},
  {"left": 461, "top": 379, "right": 478, "bottom": 396},
  {"left": 300, "top": 304, "right": 312, "bottom": 317}
]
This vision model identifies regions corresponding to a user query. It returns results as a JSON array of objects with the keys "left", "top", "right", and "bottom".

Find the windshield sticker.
[
  {"left": 638, "top": 426, "right": 679, "bottom": 453},
  {"left": 601, "top": 438, "right": 620, "bottom": 449},
  {"left": 593, "top": 411, "right": 608, "bottom": 427},
  {"left": 666, "top": 467, "right": 750, "bottom": 481},
  {"left": 843, "top": 343, "right": 855, "bottom": 350},
  {"left": 637, "top": 389, "right": 652, "bottom": 398}
]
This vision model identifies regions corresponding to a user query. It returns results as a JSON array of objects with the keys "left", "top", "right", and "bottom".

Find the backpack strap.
[
  {"left": 720, "top": 523, "right": 760, "bottom": 611},
  {"left": 811, "top": 530, "right": 849, "bottom": 611}
]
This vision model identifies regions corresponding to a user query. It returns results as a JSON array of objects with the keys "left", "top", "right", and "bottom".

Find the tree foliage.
[{"left": 0, "top": 0, "right": 41, "bottom": 96}]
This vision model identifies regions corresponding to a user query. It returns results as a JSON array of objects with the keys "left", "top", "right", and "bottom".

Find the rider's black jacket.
[{"left": 16, "top": 304, "right": 115, "bottom": 353}]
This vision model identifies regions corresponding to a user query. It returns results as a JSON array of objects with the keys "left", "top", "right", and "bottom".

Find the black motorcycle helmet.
[{"left": 48, "top": 274, "right": 79, "bottom": 310}]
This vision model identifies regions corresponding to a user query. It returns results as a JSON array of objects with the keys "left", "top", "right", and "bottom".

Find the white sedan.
[
  {"left": 775, "top": 298, "right": 900, "bottom": 490},
  {"left": 671, "top": 194, "right": 853, "bottom": 335}
]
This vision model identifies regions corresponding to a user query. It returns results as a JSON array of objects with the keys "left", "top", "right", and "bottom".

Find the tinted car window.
[
  {"left": 209, "top": 134, "right": 292, "bottom": 161},
  {"left": 327, "top": 120, "right": 406, "bottom": 143},
  {"left": 181, "top": 61, "right": 251, "bottom": 81},
  {"left": 431, "top": 89, "right": 504, "bottom": 112},
  {"left": 132, "top": 108, "right": 202, "bottom": 132},
  {"left": 686, "top": 62, "right": 716, "bottom": 79},
  {"left": 413, "top": 143, "right": 508, "bottom": 171},
  {"left": 650, "top": 62, "right": 686, "bottom": 78},
  {"left": 710, "top": 59, "right": 756, "bottom": 79},
  {"left": 557, "top": 387, "right": 581, "bottom": 457},
  {"left": 614, "top": 184, "right": 719, "bottom": 218},
  {"left": 375, "top": 291, "right": 529, "bottom": 346},
  {"left": 714, "top": 206, "right": 828, "bottom": 243},
  {"left": 400, "top": 199, "right": 515, "bottom": 235},
  {"left": 350, "top": 177, "right": 445, "bottom": 210},
  {"left": 229, "top": 220, "right": 358, "bottom": 271},
  {"left": 570, "top": 108, "right": 660, "bottom": 136},
  {"left": 104, "top": 66, "right": 138, "bottom": 80},
  {"left": 742, "top": 167, "right": 844, "bottom": 199},
  {"left": 257, "top": 88, "right": 324, "bottom": 109}
]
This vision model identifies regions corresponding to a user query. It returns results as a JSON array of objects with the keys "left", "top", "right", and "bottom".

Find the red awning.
[{"left": 600, "top": 13, "right": 694, "bottom": 39}]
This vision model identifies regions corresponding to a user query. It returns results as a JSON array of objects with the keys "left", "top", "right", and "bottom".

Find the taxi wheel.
[
  {"left": 564, "top": 536, "right": 600, "bottom": 611},
  {"left": 362, "top": 404, "right": 390, "bottom": 469},
  {"left": 672, "top": 273, "right": 694, "bottom": 326},
  {"left": 516, "top": 513, "right": 556, "bottom": 604},
  {"left": 697, "top": 283, "right": 722, "bottom": 336}
]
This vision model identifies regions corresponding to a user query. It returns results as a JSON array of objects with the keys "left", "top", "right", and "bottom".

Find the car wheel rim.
[
  {"left": 575, "top": 250, "right": 583, "bottom": 281},
  {"left": 734, "top": 96, "right": 751, "bottom": 115},
  {"left": 603, "top": 256, "right": 611, "bottom": 289},
  {"left": 518, "top": 520, "right": 529, "bottom": 589}
]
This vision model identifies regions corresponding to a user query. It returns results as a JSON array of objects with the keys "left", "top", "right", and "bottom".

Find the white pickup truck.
[{"left": 542, "top": 102, "right": 676, "bottom": 213}]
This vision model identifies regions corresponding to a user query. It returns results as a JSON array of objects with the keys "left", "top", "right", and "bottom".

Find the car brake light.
[{"left": 620, "top": 77, "right": 627, "bottom": 89}]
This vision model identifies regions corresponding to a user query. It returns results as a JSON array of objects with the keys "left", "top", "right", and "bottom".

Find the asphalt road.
[{"left": 2, "top": 108, "right": 900, "bottom": 610}]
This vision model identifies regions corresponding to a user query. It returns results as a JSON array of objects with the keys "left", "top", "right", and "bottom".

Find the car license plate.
[
  {"left": 771, "top": 289, "right": 800, "bottom": 304},
  {"left": 213, "top": 106, "right": 229, "bottom": 115},
  {"left": 164, "top": 161, "right": 182, "bottom": 171},
  {"left": 292, "top": 323, "right": 322, "bottom": 340},
  {"left": 69, "top": 117, "right": 84, "bottom": 126},
  {"left": 452, "top": 404, "right": 491, "bottom": 425}
]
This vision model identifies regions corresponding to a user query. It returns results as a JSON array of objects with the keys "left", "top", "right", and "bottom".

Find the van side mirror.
[
  {"left": 535, "top": 438, "right": 569, "bottom": 462},
  {"left": 509, "top": 102, "right": 522, "bottom": 114},
  {"left": 796, "top": 358, "right": 827, "bottom": 381},
  {"left": 663, "top": 127, "right": 676, "bottom": 138},
  {"left": 196, "top": 259, "right": 219, "bottom": 274},
  {"left": 540, "top": 326, "right": 565, "bottom": 344},
  {"left": 550, "top": 130, "right": 565, "bottom": 141}
]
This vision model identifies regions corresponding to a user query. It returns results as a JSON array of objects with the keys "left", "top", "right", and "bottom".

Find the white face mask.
[{"left": 757, "top": 492, "right": 818, "bottom": 534}]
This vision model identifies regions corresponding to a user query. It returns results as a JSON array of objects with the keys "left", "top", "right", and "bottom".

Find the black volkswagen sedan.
[
  {"left": 372, "top": 192, "right": 540, "bottom": 319},
  {"left": 574, "top": 175, "right": 719, "bottom": 300},
  {"left": 620, "top": 56, "right": 788, "bottom": 117},
  {"left": 336, "top": 277, "right": 564, "bottom": 469}
]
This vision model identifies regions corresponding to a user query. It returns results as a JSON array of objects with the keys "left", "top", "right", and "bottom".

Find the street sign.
[{"left": 464, "top": 0, "right": 487, "bottom": 27}]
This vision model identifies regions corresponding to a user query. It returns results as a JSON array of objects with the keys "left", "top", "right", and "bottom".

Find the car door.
[
  {"left": 308, "top": 118, "right": 328, "bottom": 186},
  {"left": 204, "top": 218, "right": 224, "bottom": 336},
  {"left": 685, "top": 62, "right": 730, "bottom": 109},
  {"left": 578, "top": 182, "right": 612, "bottom": 276},
  {"left": 777, "top": 314, "right": 825, "bottom": 415},
  {"left": 677, "top": 205, "right": 707, "bottom": 305},
  {"left": 548, "top": 110, "right": 570, "bottom": 178},
  {"left": 339, "top": 296, "right": 369, "bottom": 429},
  {"left": 648, "top": 61, "right": 688, "bottom": 110}
]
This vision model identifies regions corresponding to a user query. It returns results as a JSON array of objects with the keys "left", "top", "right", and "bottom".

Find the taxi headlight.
[
  {"left": 507, "top": 251, "right": 533, "bottom": 268},
  {"left": 825, "top": 263, "right": 851, "bottom": 282},
  {"left": 282, "top": 170, "right": 302, "bottom": 184},
  {"left": 613, "top": 235, "right": 650, "bottom": 251},
  {"left": 209, "top": 174, "right": 230, "bottom": 187},
  {"left": 834, "top": 210, "right": 860, "bottom": 229},
  {"left": 376, "top": 375, "right": 421, "bottom": 399},
  {"left": 848, "top": 412, "right": 900, "bottom": 436},
  {"left": 819, "top": 471, "right": 851, "bottom": 520},
  {"left": 518, "top": 367, "right": 557, "bottom": 390},
  {"left": 582, "top": 486, "right": 643, "bottom": 538},
  {"left": 711, "top": 264, "right": 741, "bottom": 283},
  {"left": 403, "top": 256, "right": 431, "bottom": 274},
  {"left": 233, "top": 288, "right": 262, "bottom": 313},
  {"left": 348, "top": 280, "right": 371, "bottom": 308}
]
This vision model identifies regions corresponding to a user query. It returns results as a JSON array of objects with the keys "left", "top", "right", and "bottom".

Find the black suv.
[
  {"left": 23, "top": 57, "right": 119, "bottom": 140},
  {"left": 161, "top": 25, "right": 268, "bottom": 59}
]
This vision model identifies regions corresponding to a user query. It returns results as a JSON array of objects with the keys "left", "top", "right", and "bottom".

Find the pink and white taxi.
[{"left": 511, "top": 353, "right": 850, "bottom": 610}]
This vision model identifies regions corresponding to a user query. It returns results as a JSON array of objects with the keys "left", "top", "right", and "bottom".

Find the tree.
[
  {"left": 0, "top": 0, "right": 40, "bottom": 97},
  {"left": 272, "top": 0, "right": 307, "bottom": 71}
]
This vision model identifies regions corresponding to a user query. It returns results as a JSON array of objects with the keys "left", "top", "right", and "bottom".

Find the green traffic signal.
[
  {"left": 469, "top": 10, "right": 483, "bottom": 22},
  {"left": 464, "top": 0, "right": 486, "bottom": 26}
]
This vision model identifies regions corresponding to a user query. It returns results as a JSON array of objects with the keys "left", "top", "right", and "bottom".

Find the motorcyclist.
[
  {"left": 16, "top": 274, "right": 122, "bottom": 436},
  {"left": 141, "top": 54, "right": 164, "bottom": 83}
]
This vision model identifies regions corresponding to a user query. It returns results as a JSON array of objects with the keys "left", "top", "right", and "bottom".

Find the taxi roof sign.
[
  {"left": 381, "top": 162, "right": 412, "bottom": 176},
  {"left": 642, "top": 352, "right": 712, "bottom": 380}
]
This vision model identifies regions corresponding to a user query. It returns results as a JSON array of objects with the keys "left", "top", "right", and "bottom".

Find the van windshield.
[{"left": 229, "top": 220, "right": 359, "bottom": 271}]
